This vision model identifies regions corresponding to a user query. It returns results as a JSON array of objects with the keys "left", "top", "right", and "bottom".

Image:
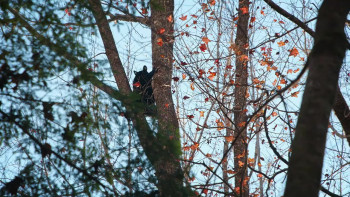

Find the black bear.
[{"left": 133, "top": 65, "right": 156, "bottom": 105}]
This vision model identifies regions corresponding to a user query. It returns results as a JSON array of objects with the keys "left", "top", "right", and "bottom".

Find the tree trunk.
[
  {"left": 233, "top": 0, "right": 250, "bottom": 196},
  {"left": 284, "top": 1, "right": 350, "bottom": 196},
  {"left": 150, "top": 0, "right": 189, "bottom": 196}
]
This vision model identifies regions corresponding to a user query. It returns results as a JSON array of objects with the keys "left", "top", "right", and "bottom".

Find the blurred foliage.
[{"left": 0, "top": 0, "right": 156, "bottom": 196}]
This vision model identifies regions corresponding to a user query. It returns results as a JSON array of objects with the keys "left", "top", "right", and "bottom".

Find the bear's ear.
[{"left": 134, "top": 71, "right": 137, "bottom": 75}]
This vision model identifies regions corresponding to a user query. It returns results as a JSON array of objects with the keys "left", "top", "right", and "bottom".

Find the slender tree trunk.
[
  {"left": 284, "top": 1, "right": 350, "bottom": 196},
  {"left": 233, "top": 0, "right": 250, "bottom": 196},
  {"left": 150, "top": 0, "right": 189, "bottom": 196}
]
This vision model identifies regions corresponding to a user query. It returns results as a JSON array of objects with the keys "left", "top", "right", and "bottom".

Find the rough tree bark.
[
  {"left": 150, "top": 0, "right": 189, "bottom": 196},
  {"left": 233, "top": 0, "right": 250, "bottom": 196},
  {"left": 284, "top": 1, "right": 350, "bottom": 196}
]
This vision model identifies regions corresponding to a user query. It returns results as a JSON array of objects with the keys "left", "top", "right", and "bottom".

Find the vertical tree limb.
[
  {"left": 284, "top": 1, "right": 350, "bottom": 196},
  {"left": 234, "top": 0, "right": 250, "bottom": 196}
]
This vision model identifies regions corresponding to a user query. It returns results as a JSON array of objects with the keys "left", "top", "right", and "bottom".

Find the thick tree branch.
[
  {"left": 284, "top": 1, "right": 350, "bottom": 196},
  {"left": 107, "top": 13, "right": 149, "bottom": 25},
  {"left": 263, "top": 0, "right": 350, "bottom": 146}
]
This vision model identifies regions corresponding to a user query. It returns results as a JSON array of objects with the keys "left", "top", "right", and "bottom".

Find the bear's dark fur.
[{"left": 133, "top": 66, "right": 156, "bottom": 105}]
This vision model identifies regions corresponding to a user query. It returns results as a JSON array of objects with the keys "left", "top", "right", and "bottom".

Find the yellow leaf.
[{"left": 200, "top": 111, "right": 204, "bottom": 117}]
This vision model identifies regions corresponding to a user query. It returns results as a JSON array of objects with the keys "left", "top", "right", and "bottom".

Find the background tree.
[{"left": 1, "top": 0, "right": 350, "bottom": 196}]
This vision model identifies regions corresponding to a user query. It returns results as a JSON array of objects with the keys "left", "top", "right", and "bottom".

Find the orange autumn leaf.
[
  {"left": 247, "top": 157, "right": 255, "bottom": 165},
  {"left": 201, "top": 3, "right": 208, "bottom": 10},
  {"left": 158, "top": 28, "right": 165, "bottom": 34},
  {"left": 209, "top": 0, "right": 216, "bottom": 6},
  {"left": 252, "top": 78, "right": 260, "bottom": 84},
  {"left": 217, "top": 121, "right": 224, "bottom": 130},
  {"left": 238, "top": 121, "right": 246, "bottom": 127},
  {"left": 294, "top": 68, "right": 300, "bottom": 73},
  {"left": 165, "top": 103, "right": 169, "bottom": 108},
  {"left": 202, "top": 37, "right": 211, "bottom": 44},
  {"left": 277, "top": 85, "right": 282, "bottom": 90},
  {"left": 235, "top": 187, "right": 240, "bottom": 194},
  {"left": 287, "top": 69, "right": 293, "bottom": 74},
  {"left": 179, "top": 15, "right": 187, "bottom": 21},
  {"left": 199, "top": 111, "right": 204, "bottom": 117},
  {"left": 277, "top": 41, "right": 285, "bottom": 46},
  {"left": 272, "top": 79, "right": 277, "bottom": 86},
  {"left": 208, "top": 72, "right": 216, "bottom": 80},
  {"left": 260, "top": 10, "right": 265, "bottom": 15},
  {"left": 272, "top": 112, "right": 278, "bottom": 116},
  {"left": 182, "top": 73, "right": 186, "bottom": 79},
  {"left": 240, "top": 7, "right": 249, "bottom": 14},
  {"left": 237, "top": 152, "right": 245, "bottom": 159},
  {"left": 238, "top": 161, "right": 244, "bottom": 167},
  {"left": 157, "top": 38, "right": 163, "bottom": 46},
  {"left": 167, "top": 15, "right": 173, "bottom": 22},
  {"left": 225, "top": 136, "right": 234, "bottom": 142},
  {"left": 291, "top": 91, "right": 300, "bottom": 97},
  {"left": 226, "top": 170, "right": 235, "bottom": 174},
  {"left": 289, "top": 47, "right": 299, "bottom": 57},
  {"left": 280, "top": 78, "right": 287, "bottom": 84},
  {"left": 257, "top": 173, "right": 263, "bottom": 178},
  {"left": 190, "top": 82, "right": 195, "bottom": 90},
  {"left": 190, "top": 143, "right": 199, "bottom": 150}
]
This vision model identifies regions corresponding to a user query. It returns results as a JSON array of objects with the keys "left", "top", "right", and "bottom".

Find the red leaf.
[
  {"left": 179, "top": 15, "right": 187, "bottom": 21},
  {"left": 172, "top": 77, "right": 179, "bottom": 82},
  {"left": 187, "top": 115, "right": 194, "bottom": 119},
  {"left": 157, "top": 38, "right": 163, "bottom": 46},
  {"left": 199, "top": 44, "right": 207, "bottom": 52},
  {"left": 183, "top": 96, "right": 190, "bottom": 100},
  {"left": 240, "top": 7, "right": 249, "bottom": 14},
  {"left": 180, "top": 61, "right": 188, "bottom": 66},
  {"left": 133, "top": 81, "right": 141, "bottom": 87},
  {"left": 198, "top": 69, "right": 205, "bottom": 78},
  {"left": 203, "top": 189, "right": 208, "bottom": 194},
  {"left": 159, "top": 28, "right": 165, "bottom": 34}
]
